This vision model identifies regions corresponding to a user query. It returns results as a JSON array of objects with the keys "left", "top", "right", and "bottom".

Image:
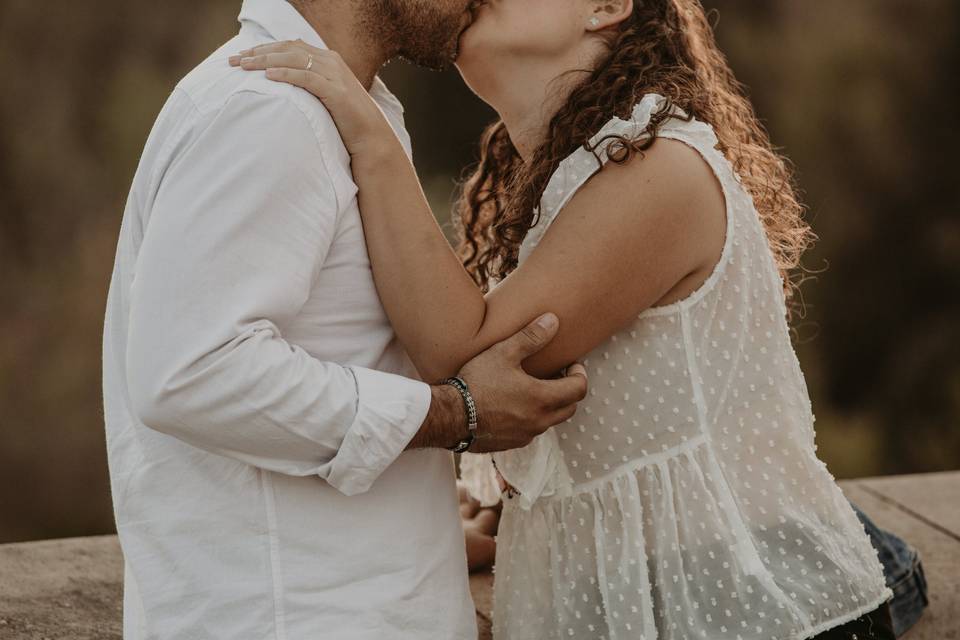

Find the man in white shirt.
[{"left": 101, "top": 0, "right": 587, "bottom": 638}]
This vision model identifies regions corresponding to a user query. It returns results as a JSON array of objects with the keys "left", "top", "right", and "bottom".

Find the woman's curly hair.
[{"left": 453, "top": 0, "right": 816, "bottom": 321}]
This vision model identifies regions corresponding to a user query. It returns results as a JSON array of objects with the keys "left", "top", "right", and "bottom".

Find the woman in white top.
[{"left": 234, "top": 0, "right": 893, "bottom": 637}]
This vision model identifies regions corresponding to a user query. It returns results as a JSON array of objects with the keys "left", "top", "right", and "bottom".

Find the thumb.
[{"left": 502, "top": 313, "right": 559, "bottom": 360}]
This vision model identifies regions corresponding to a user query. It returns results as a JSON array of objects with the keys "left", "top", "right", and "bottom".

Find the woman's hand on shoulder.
[{"left": 229, "top": 40, "right": 395, "bottom": 159}]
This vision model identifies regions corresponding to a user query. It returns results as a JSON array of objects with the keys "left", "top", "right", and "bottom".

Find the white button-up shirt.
[{"left": 102, "top": 0, "right": 476, "bottom": 637}]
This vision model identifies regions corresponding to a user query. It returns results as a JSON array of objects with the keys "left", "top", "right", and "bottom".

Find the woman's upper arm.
[{"left": 480, "top": 137, "right": 727, "bottom": 378}]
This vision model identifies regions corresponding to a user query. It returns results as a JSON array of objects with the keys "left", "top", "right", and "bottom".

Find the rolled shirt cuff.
[{"left": 323, "top": 365, "right": 432, "bottom": 496}]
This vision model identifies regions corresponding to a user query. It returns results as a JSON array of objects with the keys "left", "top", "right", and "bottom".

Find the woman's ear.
[{"left": 586, "top": 0, "right": 634, "bottom": 31}]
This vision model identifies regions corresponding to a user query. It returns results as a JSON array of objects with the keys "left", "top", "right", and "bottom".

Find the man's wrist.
[
  {"left": 406, "top": 384, "right": 468, "bottom": 450},
  {"left": 440, "top": 377, "right": 478, "bottom": 453}
]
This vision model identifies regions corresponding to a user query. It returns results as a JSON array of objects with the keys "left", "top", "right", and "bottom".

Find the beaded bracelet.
[{"left": 441, "top": 376, "right": 479, "bottom": 453}]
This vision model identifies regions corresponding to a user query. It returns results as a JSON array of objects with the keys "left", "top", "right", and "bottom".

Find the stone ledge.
[
  {"left": 0, "top": 472, "right": 956, "bottom": 639},
  {"left": 0, "top": 535, "right": 122, "bottom": 639}
]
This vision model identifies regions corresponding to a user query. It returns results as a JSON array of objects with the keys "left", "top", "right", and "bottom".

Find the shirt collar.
[
  {"left": 238, "top": 0, "right": 325, "bottom": 50},
  {"left": 237, "top": 0, "right": 404, "bottom": 115}
]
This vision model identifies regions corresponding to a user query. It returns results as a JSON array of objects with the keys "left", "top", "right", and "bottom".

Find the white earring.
[{"left": 589, "top": 17, "right": 601, "bottom": 27}]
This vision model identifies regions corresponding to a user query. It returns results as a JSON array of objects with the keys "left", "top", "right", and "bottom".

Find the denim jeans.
[{"left": 851, "top": 502, "right": 929, "bottom": 636}]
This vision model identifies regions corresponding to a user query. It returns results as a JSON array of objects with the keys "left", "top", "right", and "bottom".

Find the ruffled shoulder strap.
[{"left": 521, "top": 93, "right": 727, "bottom": 256}]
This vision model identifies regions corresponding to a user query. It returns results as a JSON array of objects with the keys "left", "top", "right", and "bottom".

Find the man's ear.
[{"left": 586, "top": 0, "right": 634, "bottom": 31}]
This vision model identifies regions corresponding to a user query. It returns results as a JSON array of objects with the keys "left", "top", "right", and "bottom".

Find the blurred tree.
[{"left": 702, "top": 0, "right": 960, "bottom": 475}]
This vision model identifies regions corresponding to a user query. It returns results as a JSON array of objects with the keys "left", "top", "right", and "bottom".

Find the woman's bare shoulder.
[
  {"left": 554, "top": 136, "right": 726, "bottom": 307},
  {"left": 577, "top": 135, "right": 726, "bottom": 265}
]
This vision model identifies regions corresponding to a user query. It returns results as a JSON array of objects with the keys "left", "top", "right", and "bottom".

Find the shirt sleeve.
[{"left": 125, "top": 89, "right": 431, "bottom": 496}]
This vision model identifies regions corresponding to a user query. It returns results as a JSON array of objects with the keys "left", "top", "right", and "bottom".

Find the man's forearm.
[{"left": 406, "top": 384, "right": 467, "bottom": 451}]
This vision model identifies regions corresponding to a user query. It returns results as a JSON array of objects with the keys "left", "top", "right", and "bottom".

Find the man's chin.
[
  {"left": 397, "top": 16, "right": 471, "bottom": 71},
  {"left": 399, "top": 37, "right": 462, "bottom": 71},
  {"left": 399, "top": 49, "right": 457, "bottom": 72}
]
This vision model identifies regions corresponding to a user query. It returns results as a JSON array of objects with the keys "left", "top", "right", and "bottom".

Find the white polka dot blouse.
[{"left": 461, "top": 93, "right": 892, "bottom": 640}]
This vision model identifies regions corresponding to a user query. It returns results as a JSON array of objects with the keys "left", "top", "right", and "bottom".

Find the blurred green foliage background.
[{"left": 0, "top": 1, "right": 957, "bottom": 543}]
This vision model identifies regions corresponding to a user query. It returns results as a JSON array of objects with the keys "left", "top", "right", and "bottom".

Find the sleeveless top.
[{"left": 460, "top": 93, "right": 892, "bottom": 640}]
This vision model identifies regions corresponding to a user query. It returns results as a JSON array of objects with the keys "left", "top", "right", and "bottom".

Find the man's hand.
[
  {"left": 461, "top": 313, "right": 588, "bottom": 453},
  {"left": 410, "top": 313, "right": 588, "bottom": 452}
]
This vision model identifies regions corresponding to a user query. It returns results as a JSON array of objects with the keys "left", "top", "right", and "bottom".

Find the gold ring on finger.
[{"left": 305, "top": 54, "right": 314, "bottom": 71}]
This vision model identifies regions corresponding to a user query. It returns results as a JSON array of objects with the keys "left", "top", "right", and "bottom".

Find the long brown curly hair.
[{"left": 453, "top": 0, "right": 816, "bottom": 320}]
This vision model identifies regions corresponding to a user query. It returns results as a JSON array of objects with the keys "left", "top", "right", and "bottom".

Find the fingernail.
[
  {"left": 536, "top": 313, "right": 558, "bottom": 330},
  {"left": 228, "top": 55, "right": 240, "bottom": 65}
]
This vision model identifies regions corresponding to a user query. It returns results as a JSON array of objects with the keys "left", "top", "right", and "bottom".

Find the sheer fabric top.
[{"left": 460, "top": 93, "right": 891, "bottom": 640}]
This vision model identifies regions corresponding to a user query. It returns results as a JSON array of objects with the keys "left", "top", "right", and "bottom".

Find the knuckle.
[
  {"left": 534, "top": 408, "right": 552, "bottom": 430},
  {"left": 538, "top": 390, "right": 554, "bottom": 413},
  {"left": 531, "top": 405, "right": 550, "bottom": 426},
  {"left": 519, "top": 325, "right": 541, "bottom": 346}
]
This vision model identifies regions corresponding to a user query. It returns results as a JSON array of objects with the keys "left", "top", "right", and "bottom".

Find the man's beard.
[{"left": 363, "top": 0, "right": 467, "bottom": 71}]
